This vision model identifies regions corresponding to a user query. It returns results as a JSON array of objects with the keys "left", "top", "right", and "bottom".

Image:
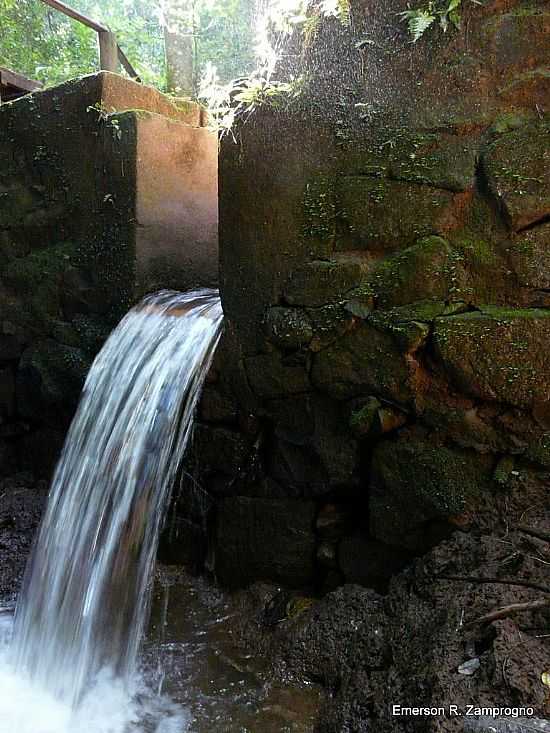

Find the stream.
[{"left": 0, "top": 568, "right": 320, "bottom": 732}]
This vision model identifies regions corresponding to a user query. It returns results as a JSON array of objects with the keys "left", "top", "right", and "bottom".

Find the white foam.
[{"left": 0, "top": 615, "right": 190, "bottom": 733}]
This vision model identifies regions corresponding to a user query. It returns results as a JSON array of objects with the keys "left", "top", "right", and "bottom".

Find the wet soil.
[
  {"left": 233, "top": 528, "right": 550, "bottom": 732},
  {"left": 0, "top": 474, "right": 46, "bottom": 603}
]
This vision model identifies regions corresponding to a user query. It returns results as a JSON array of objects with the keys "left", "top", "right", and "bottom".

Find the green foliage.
[
  {"left": 400, "top": 0, "right": 474, "bottom": 42},
  {"left": 0, "top": 0, "right": 98, "bottom": 85},
  {"left": 196, "top": 0, "right": 257, "bottom": 84},
  {"left": 0, "top": 0, "right": 257, "bottom": 92},
  {"left": 200, "top": 69, "right": 304, "bottom": 135}
]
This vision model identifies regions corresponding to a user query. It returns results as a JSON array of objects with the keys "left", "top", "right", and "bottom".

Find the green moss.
[
  {"left": 359, "top": 236, "right": 467, "bottom": 308},
  {"left": 4, "top": 241, "right": 75, "bottom": 293},
  {"left": 526, "top": 433, "right": 550, "bottom": 468},
  {"left": 303, "top": 176, "right": 336, "bottom": 243},
  {"left": 493, "top": 455, "right": 515, "bottom": 486},
  {"left": 349, "top": 396, "right": 381, "bottom": 437},
  {"left": 489, "top": 111, "right": 535, "bottom": 135}
]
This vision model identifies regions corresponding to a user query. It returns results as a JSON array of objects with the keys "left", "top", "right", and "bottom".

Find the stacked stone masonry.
[{"left": 186, "top": 0, "right": 550, "bottom": 589}]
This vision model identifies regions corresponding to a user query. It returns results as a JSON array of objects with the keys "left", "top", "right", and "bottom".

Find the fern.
[
  {"left": 400, "top": 8, "right": 436, "bottom": 42},
  {"left": 400, "top": 0, "right": 467, "bottom": 42},
  {"left": 336, "top": 0, "right": 351, "bottom": 27}
]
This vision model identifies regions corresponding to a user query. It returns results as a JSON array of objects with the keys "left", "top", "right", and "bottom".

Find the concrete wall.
[
  {"left": 136, "top": 113, "right": 218, "bottom": 293},
  {"left": 0, "top": 72, "right": 218, "bottom": 477}
]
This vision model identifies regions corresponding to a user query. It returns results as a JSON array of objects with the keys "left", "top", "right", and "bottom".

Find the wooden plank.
[
  {"left": 117, "top": 46, "right": 141, "bottom": 82},
  {"left": 0, "top": 68, "right": 43, "bottom": 93},
  {"left": 39, "top": 0, "right": 108, "bottom": 33}
]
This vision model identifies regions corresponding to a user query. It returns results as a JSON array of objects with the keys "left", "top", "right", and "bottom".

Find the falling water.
[{"left": 1, "top": 289, "right": 223, "bottom": 731}]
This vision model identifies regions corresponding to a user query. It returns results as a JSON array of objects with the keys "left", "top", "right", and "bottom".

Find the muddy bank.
[{"left": 233, "top": 527, "right": 550, "bottom": 732}]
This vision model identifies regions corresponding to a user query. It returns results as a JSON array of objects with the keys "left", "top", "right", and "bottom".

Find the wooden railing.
[{"left": 40, "top": 0, "right": 141, "bottom": 82}]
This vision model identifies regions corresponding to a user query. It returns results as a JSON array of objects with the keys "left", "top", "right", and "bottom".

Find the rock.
[
  {"left": 283, "top": 259, "right": 365, "bottom": 307},
  {"left": 267, "top": 436, "right": 330, "bottom": 497},
  {"left": 388, "top": 134, "right": 479, "bottom": 192},
  {"left": 377, "top": 405, "right": 407, "bottom": 434},
  {"left": 317, "top": 542, "right": 337, "bottom": 568},
  {"left": 493, "top": 455, "right": 516, "bottom": 486},
  {"left": 0, "top": 335, "right": 23, "bottom": 362},
  {"left": 307, "top": 304, "right": 353, "bottom": 352},
  {"left": 17, "top": 428, "right": 65, "bottom": 478},
  {"left": 336, "top": 177, "right": 456, "bottom": 252},
  {"left": 267, "top": 395, "right": 359, "bottom": 495},
  {"left": 482, "top": 120, "right": 550, "bottom": 231},
  {"left": 458, "top": 657, "right": 480, "bottom": 675},
  {"left": 338, "top": 532, "right": 409, "bottom": 585},
  {"left": 16, "top": 339, "right": 90, "bottom": 424},
  {"left": 61, "top": 266, "right": 107, "bottom": 319},
  {"left": 198, "top": 384, "right": 238, "bottom": 424},
  {"left": 264, "top": 306, "right": 313, "bottom": 350},
  {"left": 311, "top": 315, "right": 428, "bottom": 404},
  {"left": 215, "top": 497, "right": 317, "bottom": 587},
  {"left": 350, "top": 397, "right": 407, "bottom": 437},
  {"left": 0, "top": 440, "right": 17, "bottom": 477},
  {"left": 244, "top": 351, "right": 310, "bottom": 399},
  {"left": 508, "top": 223, "right": 550, "bottom": 292},
  {"left": 369, "top": 432, "right": 491, "bottom": 550},
  {"left": 526, "top": 433, "right": 550, "bottom": 468},
  {"left": 349, "top": 397, "right": 381, "bottom": 437},
  {"left": 353, "top": 235, "right": 468, "bottom": 309},
  {"left": 192, "top": 423, "right": 250, "bottom": 477},
  {"left": 269, "top": 584, "right": 389, "bottom": 685},
  {"left": 434, "top": 307, "right": 550, "bottom": 408},
  {"left": 316, "top": 503, "right": 353, "bottom": 540}
]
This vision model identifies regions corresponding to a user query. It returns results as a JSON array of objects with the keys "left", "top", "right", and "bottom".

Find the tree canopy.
[{"left": 0, "top": 0, "right": 257, "bottom": 93}]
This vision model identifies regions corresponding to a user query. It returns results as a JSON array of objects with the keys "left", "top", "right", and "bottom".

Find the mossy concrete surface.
[{"left": 0, "top": 72, "right": 216, "bottom": 476}]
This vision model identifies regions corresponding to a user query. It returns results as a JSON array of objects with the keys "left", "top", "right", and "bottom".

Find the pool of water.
[{"left": 0, "top": 569, "right": 320, "bottom": 733}]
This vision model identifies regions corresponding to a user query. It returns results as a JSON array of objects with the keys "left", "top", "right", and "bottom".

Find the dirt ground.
[{"left": 233, "top": 528, "right": 550, "bottom": 732}]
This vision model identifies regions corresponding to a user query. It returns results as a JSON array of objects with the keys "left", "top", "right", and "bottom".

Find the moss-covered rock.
[
  {"left": 307, "top": 303, "right": 353, "bottom": 352},
  {"left": 388, "top": 135, "right": 479, "bottom": 193},
  {"left": 336, "top": 178, "right": 456, "bottom": 251},
  {"left": 525, "top": 432, "right": 550, "bottom": 468},
  {"left": 482, "top": 119, "right": 550, "bottom": 231},
  {"left": 264, "top": 306, "right": 313, "bottom": 350},
  {"left": 507, "top": 222, "right": 550, "bottom": 292},
  {"left": 349, "top": 236, "right": 467, "bottom": 309},
  {"left": 283, "top": 259, "right": 365, "bottom": 307},
  {"left": 17, "top": 339, "right": 90, "bottom": 423},
  {"left": 311, "top": 314, "right": 428, "bottom": 404},
  {"left": 434, "top": 307, "right": 550, "bottom": 408},
  {"left": 369, "top": 432, "right": 492, "bottom": 550}
]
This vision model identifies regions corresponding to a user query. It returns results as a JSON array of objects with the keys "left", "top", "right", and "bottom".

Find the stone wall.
[
  {"left": 0, "top": 72, "right": 217, "bottom": 477},
  {"left": 187, "top": 0, "right": 550, "bottom": 589}
]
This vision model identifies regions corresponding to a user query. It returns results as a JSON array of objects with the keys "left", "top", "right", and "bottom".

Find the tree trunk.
[{"left": 163, "top": 0, "right": 194, "bottom": 96}]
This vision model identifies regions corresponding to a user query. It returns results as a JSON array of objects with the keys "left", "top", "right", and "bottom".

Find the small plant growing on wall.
[{"left": 400, "top": 0, "right": 481, "bottom": 42}]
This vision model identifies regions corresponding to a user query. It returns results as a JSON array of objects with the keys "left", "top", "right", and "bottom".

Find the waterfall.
[{"left": 4, "top": 289, "right": 223, "bottom": 726}]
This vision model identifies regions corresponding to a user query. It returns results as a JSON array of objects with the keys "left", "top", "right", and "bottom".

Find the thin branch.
[
  {"left": 465, "top": 598, "right": 550, "bottom": 627},
  {"left": 514, "top": 524, "right": 550, "bottom": 544}
]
